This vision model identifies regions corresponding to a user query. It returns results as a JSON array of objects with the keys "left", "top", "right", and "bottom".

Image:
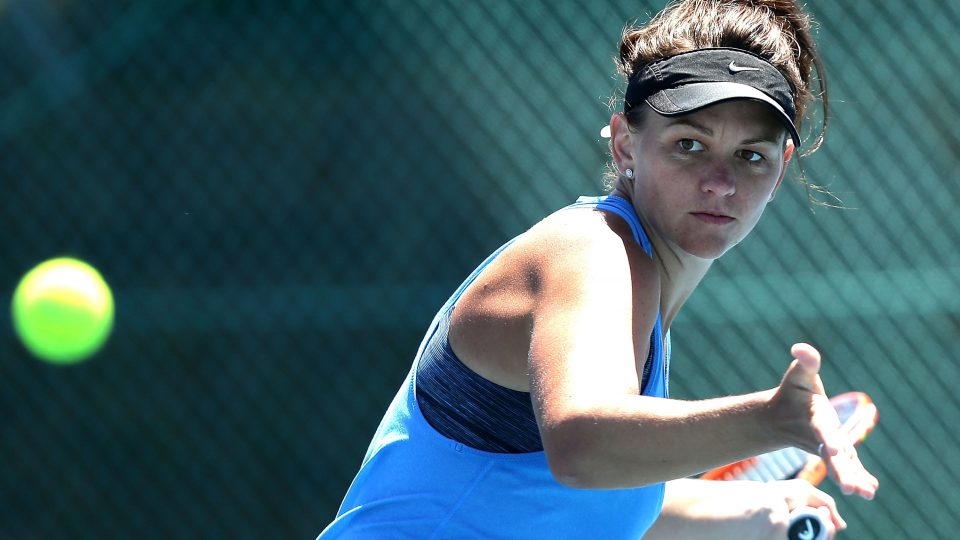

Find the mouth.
[{"left": 690, "top": 211, "right": 735, "bottom": 225}]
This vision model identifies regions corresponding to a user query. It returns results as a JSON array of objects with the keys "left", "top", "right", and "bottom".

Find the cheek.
[
  {"left": 743, "top": 172, "right": 781, "bottom": 206},
  {"left": 739, "top": 191, "right": 776, "bottom": 233}
]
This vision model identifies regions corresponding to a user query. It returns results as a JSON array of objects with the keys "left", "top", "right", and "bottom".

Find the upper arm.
[{"left": 525, "top": 215, "right": 661, "bottom": 449}]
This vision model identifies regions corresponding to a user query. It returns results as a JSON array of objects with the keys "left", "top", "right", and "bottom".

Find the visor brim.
[{"left": 646, "top": 82, "right": 801, "bottom": 148}]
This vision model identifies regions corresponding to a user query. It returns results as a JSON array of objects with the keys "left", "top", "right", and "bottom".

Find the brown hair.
[{"left": 610, "top": 0, "right": 833, "bottom": 204}]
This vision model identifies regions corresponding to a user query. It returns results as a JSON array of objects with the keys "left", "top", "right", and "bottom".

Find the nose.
[{"left": 699, "top": 162, "right": 735, "bottom": 197}]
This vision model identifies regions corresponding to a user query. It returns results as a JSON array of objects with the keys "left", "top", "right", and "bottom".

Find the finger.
[
  {"left": 811, "top": 373, "right": 826, "bottom": 395},
  {"left": 803, "top": 486, "right": 847, "bottom": 531},
  {"left": 822, "top": 445, "right": 879, "bottom": 500},
  {"left": 850, "top": 464, "right": 880, "bottom": 500},
  {"left": 831, "top": 448, "right": 877, "bottom": 499},
  {"left": 817, "top": 505, "right": 839, "bottom": 539},
  {"left": 784, "top": 343, "right": 821, "bottom": 391},
  {"left": 790, "top": 342, "right": 821, "bottom": 372}
]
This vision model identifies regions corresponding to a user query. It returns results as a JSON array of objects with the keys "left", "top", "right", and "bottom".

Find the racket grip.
[{"left": 786, "top": 506, "right": 827, "bottom": 540}]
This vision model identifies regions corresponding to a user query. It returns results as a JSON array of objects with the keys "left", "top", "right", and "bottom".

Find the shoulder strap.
[{"left": 570, "top": 195, "right": 653, "bottom": 256}]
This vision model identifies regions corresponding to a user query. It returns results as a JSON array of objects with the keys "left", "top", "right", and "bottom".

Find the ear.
[
  {"left": 609, "top": 112, "right": 638, "bottom": 174},
  {"left": 769, "top": 138, "right": 795, "bottom": 201}
]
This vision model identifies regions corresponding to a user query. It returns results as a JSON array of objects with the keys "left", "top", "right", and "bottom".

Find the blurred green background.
[{"left": 1, "top": 0, "right": 958, "bottom": 538}]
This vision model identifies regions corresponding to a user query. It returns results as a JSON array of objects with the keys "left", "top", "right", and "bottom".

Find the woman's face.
[{"left": 617, "top": 100, "right": 794, "bottom": 260}]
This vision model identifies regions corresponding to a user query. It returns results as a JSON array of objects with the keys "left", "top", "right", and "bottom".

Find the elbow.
[
  {"left": 546, "top": 453, "right": 591, "bottom": 489},
  {"left": 541, "top": 418, "right": 606, "bottom": 489},
  {"left": 541, "top": 414, "right": 663, "bottom": 489},
  {"left": 546, "top": 448, "right": 594, "bottom": 489}
]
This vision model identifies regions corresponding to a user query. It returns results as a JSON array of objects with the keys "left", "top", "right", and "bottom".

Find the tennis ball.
[{"left": 11, "top": 257, "right": 114, "bottom": 364}]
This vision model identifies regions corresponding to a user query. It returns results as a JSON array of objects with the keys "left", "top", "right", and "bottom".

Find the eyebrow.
[
  {"left": 667, "top": 117, "right": 783, "bottom": 146},
  {"left": 668, "top": 117, "right": 713, "bottom": 135}
]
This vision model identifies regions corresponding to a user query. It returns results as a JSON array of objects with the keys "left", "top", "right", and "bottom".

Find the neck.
[
  {"left": 652, "top": 241, "right": 711, "bottom": 330},
  {"left": 611, "top": 179, "right": 713, "bottom": 330}
]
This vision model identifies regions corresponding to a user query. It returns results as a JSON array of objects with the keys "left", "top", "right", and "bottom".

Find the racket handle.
[{"left": 787, "top": 506, "right": 827, "bottom": 540}]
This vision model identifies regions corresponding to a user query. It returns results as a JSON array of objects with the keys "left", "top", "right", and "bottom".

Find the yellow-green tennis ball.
[{"left": 11, "top": 257, "right": 114, "bottom": 364}]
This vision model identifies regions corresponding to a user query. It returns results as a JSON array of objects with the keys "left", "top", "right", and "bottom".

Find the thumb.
[{"left": 783, "top": 343, "right": 822, "bottom": 391}]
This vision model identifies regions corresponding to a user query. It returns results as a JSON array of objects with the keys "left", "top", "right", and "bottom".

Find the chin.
[{"left": 679, "top": 239, "right": 736, "bottom": 261}]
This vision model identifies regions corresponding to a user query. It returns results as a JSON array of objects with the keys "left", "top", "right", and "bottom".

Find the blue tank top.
[{"left": 319, "top": 195, "right": 671, "bottom": 539}]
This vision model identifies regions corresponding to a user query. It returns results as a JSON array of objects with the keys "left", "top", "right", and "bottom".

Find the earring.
[{"left": 625, "top": 168, "right": 634, "bottom": 179}]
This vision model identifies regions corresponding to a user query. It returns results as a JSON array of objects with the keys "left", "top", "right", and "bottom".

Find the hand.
[
  {"left": 647, "top": 478, "right": 844, "bottom": 540},
  {"left": 766, "top": 479, "right": 843, "bottom": 538},
  {"left": 769, "top": 343, "right": 879, "bottom": 500}
]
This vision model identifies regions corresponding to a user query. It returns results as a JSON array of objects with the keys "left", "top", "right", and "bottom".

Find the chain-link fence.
[{"left": 1, "top": 1, "right": 958, "bottom": 538}]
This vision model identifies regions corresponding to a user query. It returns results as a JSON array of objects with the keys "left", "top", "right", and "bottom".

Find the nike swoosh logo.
[{"left": 728, "top": 61, "right": 761, "bottom": 73}]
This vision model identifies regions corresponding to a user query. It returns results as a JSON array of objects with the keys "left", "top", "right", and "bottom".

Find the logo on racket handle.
[{"left": 787, "top": 507, "right": 826, "bottom": 540}]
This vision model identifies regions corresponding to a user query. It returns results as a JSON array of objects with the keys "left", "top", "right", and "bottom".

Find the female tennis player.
[{"left": 320, "top": 0, "right": 877, "bottom": 538}]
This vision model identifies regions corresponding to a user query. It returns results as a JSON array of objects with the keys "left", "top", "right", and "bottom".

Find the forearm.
[
  {"left": 644, "top": 479, "right": 780, "bottom": 540},
  {"left": 544, "top": 390, "right": 780, "bottom": 488}
]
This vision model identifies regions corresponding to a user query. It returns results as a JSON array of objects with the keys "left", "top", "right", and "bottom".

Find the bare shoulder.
[
  {"left": 523, "top": 205, "right": 658, "bottom": 288},
  {"left": 449, "top": 205, "right": 660, "bottom": 391},
  {"left": 524, "top": 206, "right": 662, "bottom": 347}
]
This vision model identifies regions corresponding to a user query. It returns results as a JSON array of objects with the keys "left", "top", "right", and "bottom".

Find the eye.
[
  {"left": 677, "top": 139, "right": 703, "bottom": 152},
  {"left": 738, "top": 150, "right": 765, "bottom": 163}
]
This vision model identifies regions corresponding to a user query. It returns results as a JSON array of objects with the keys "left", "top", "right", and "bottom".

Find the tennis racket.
[{"left": 701, "top": 392, "right": 878, "bottom": 540}]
